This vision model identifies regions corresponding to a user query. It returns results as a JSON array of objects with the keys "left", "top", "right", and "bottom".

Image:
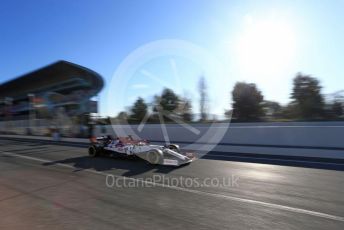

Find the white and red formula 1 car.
[{"left": 88, "top": 135, "right": 196, "bottom": 166}]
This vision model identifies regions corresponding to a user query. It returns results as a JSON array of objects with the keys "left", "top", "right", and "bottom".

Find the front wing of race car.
[{"left": 134, "top": 147, "right": 197, "bottom": 166}]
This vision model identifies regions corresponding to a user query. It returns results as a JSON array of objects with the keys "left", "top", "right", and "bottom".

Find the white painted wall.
[{"left": 94, "top": 122, "right": 344, "bottom": 148}]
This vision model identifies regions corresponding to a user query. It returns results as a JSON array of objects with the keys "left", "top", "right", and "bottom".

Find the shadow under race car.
[{"left": 88, "top": 135, "right": 197, "bottom": 166}]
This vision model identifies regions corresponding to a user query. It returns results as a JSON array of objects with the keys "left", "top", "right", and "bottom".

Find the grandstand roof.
[{"left": 0, "top": 60, "right": 104, "bottom": 100}]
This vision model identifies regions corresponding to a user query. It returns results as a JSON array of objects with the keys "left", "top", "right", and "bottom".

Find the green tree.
[
  {"left": 129, "top": 97, "right": 148, "bottom": 123},
  {"left": 331, "top": 101, "right": 343, "bottom": 118},
  {"left": 198, "top": 76, "right": 208, "bottom": 122},
  {"left": 159, "top": 88, "right": 179, "bottom": 112},
  {"left": 178, "top": 98, "right": 193, "bottom": 122},
  {"left": 280, "top": 103, "right": 298, "bottom": 119},
  {"left": 291, "top": 73, "right": 324, "bottom": 119},
  {"left": 116, "top": 112, "right": 128, "bottom": 122},
  {"left": 231, "top": 82, "right": 264, "bottom": 121},
  {"left": 262, "top": 100, "right": 282, "bottom": 119}
]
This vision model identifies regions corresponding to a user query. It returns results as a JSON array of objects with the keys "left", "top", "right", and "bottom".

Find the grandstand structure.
[{"left": 0, "top": 60, "right": 104, "bottom": 136}]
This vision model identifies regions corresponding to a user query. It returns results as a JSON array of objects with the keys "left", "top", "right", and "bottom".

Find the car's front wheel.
[{"left": 146, "top": 149, "right": 163, "bottom": 164}]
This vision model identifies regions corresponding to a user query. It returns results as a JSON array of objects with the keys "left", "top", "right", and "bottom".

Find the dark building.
[{"left": 0, "top": 60, "right": 104, "bottom": 136}]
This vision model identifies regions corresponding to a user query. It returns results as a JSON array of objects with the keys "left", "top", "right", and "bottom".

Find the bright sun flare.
[{"left": 236, "top": 16, "right": 296, "bottom": 77}]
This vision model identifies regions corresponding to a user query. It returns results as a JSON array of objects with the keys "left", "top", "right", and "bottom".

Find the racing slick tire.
[
  {"left": 146, "top": 149, "right": 164, "bottom": 165},
  {"left": 89, "top": 145, "right": 101, "bottom": 157}
]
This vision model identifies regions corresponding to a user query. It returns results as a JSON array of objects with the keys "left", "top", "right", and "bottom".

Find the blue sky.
[{"left": 1, "top": 0, "right": 344, "bottom": 116}]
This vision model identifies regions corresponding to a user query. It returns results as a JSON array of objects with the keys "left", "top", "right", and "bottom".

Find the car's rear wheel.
[{"left": 89, "top": 145, "right": 99, "bottom": 157}]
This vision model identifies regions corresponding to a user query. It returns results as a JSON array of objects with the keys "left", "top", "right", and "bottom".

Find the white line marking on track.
[
  {"left": 118, "top": 125, "right": 344, "bottom": 129},
  {"left": 1, "top": 150, "right": 344, "bottom": 222},
  {"left": 207, "top": 154, "right": 344, "bottom": 166},
  {"left": 228, "top": 126, "right": 344, "bottom": 129}
]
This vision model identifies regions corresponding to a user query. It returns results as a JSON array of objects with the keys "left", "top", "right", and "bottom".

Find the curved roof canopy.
[{"left": 0, "top": 60, "right": 104, "bottom": 100}]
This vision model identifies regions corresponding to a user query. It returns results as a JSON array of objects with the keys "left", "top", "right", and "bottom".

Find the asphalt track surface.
[{"left": 0, "top": 139, "right": 344, "bottom": 229}]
